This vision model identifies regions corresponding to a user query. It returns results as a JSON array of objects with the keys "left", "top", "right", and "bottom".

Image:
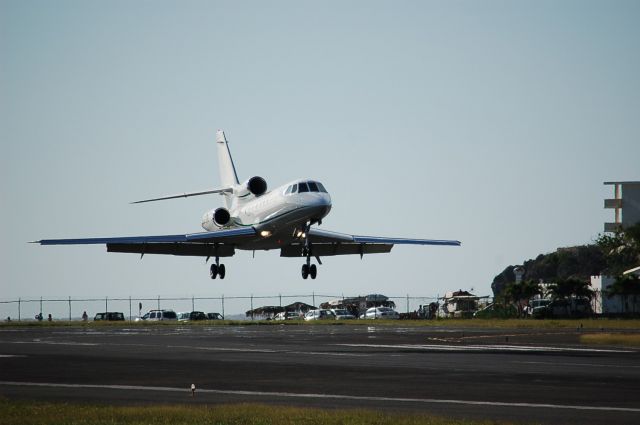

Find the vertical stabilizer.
[{"left": 216, "top": 130, "right": 240, "bottom": 187}]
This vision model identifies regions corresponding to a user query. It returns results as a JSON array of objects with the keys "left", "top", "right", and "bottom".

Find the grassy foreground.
[
  {"left": 580, "top": 333, "right": 640, "bottom": 346},
  {"left": 0, "top": 399, "right": 510, "bottom": 425}
]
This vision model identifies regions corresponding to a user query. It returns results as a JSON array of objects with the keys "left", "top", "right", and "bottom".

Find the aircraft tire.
[
  {"left": 218, "top": 264, "right": 226, "bottom": 279},
  {"left": 301, "top": 264, "right": 309, "bottom": 279},
  {"left": 310, "top": 264, "right": 317, "bottom": 279},
  {"left": 210, "top": 264, "right": 218, "bottom": 279}
]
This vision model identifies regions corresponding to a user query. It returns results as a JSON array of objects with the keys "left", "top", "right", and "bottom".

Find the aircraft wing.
[
  {"left": 34, "top": 227, "right": 256, "bottom": 257},
  {"left": 280, "top": 228, "right": 460, "bottom": 257}
]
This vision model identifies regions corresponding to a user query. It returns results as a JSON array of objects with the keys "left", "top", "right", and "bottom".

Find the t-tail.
[
  {"left": 215, "top": 130, "right": 267, "bottom": 210},
  {"left": 130, "top": 129, "right": 268, "bottom": 219}
]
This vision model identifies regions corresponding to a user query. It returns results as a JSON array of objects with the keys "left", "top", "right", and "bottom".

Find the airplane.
[{"left": 34, "top": 130, "right": 461, "bottom": 280}]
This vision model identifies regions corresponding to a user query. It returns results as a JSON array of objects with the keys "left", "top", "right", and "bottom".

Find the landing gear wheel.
[
  {"left": 210, "top": 264, "right": 218, "bottom": 279},
  {"left": 309, "top": 264, "right": 317, "bottom": 279},
  {"left": 301, "top": 264, "right": 309, "bottom": 279},
  {"left": 218, "top": 264, "right": 226, "bottom": 279}
]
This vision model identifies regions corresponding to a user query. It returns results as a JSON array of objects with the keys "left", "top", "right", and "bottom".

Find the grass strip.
[
  {"left": 0, "top": 399, "right": 511, "bottom": 425},
  {"left": 3, "top": 318, "right": 640, "bottom": 329},
  {"left": 580, "top": 333, "right": 640, "bottom": 347}
]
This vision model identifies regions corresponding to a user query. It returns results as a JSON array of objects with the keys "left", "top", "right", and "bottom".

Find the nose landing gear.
[{"left": 299, "top": 222, "right": 319, "bottom": 279}]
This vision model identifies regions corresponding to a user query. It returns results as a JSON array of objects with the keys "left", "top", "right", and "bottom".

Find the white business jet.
[{"left": 35, "top": 130, "right": 460, "bottom": 279}]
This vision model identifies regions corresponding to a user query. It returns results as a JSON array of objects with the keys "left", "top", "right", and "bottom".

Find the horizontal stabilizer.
[{"left": 131, "top": 188, "right": 233, "bottom": 204}]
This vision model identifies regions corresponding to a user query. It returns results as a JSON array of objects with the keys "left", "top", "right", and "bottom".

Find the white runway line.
[
  {"left": 1, "top": 381, "right": 639, "bottom": 413},
  {"left": 337, "top": 343, "right": 635, "bottom": 353}
]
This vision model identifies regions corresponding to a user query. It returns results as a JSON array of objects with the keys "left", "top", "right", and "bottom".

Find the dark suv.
[{"left": 94, "top": 312, "right": 125, "bottom": 321}]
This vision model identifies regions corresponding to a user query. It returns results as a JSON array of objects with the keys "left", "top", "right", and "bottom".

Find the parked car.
[
  {"left": 274, "top": 311, "right": 301, "bottom": 321},
  {"left": 304, "top": 309, "right": 336, "bottom": 321},
  {"left": 331, "top": 309, "right": 356, "bottom": 320},
  {"left": 529, "top": 299, "right": 551, "bottom": 316},
  {"left": 207, "top": 312, "right": 224, "bottom": 320},
  {"left": 136, "top": 309, "right": 178, "bottom": 321},
  {"left": 533, "top": 298, "right": 593, "bottom": 318},
  {"left": 361, "top": 307, "right": 399, "bottom": 319},
  {"left": 178, "top": 311, "right": 207, "bottom": 321},
  {"left": 94, "top": 312, "right": 125, "bottom": 321}
]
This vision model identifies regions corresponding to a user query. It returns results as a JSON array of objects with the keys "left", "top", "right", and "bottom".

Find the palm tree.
[
  {"left": 503, "top": 280, "right": 541, "bottom": 317},
  {"left": 547, "top": 279, "right": 593, "bottom": 316},
  {"left": 596, "top": 223, "right": 640, "bottom": 276}
]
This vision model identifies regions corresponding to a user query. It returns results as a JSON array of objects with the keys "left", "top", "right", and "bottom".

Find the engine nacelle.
[
  {"left": 202, "top": 207, "right": 231, "bottom": 230},
  {"left": 236, "top": 176, "right": 267, "bottom": 198},
  {"left": 213, "top": 207, "right": 231, "bottom": 226}
]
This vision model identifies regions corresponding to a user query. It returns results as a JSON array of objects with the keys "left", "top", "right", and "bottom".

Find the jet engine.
[
  {"left": 202, "top": 207, "right": 231, "bottom": 231},
  {"left": 235, "top": 176, "right": 267, "bottom": 198},
  {"left": 213, "top": 207, "right": 231, "bottom": 227}
]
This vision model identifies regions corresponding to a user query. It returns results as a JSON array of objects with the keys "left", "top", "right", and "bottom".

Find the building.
[
  {"left": 591, "top": 275, "right": 640, "bottom": 315},
  {"left": 604, "top": 181, "right": 640, "bottom": 232}
]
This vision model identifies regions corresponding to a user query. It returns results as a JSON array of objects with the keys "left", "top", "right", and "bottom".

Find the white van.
[
  {"left": 137, "top": 309, "right": 178, "bottom": 321},
  {"left": 304, "top": 309, "right": 336, "bottom": 321}
]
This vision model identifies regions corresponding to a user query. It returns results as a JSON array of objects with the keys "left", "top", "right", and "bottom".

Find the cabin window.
[
  {"left": 308, "top": 181, "right": 319, "bottom": 192},
  {"left": 298, "top": 182, "right": 309, "bottom": 192},
  {"left": 316, "top": 182, "right": 327, "bottom": 193}
]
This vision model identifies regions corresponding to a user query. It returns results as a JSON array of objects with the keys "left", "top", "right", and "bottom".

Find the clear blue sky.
[{"left": 1, "top": 0, "right": 639, "bottom": 317}]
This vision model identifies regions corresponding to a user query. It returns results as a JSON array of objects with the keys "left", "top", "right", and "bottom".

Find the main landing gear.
[
  {"left": 209, "top": 257, "right": 226, "bottom": 279},
  {"left": 301, "top": 262, "right": 317, "bottom": 280}
]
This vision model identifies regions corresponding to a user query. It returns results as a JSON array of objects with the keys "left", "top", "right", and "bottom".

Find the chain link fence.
[{"left": 0, "top": 293, "right": 447, "bottom": 322}]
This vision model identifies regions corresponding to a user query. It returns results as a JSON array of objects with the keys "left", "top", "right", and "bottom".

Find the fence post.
[
  {"left": 279, "top": 294, "right": 282, "bottom": 307},
  {"left": 312, "top": 291, "right": 315, "bottom": 308},
  {"left": 18, "top": 297, "right": 21, "bottom": 322},
  {"left": 192, "top": 296, "right": 195, "bottom": 312},
  {"left": 69, "top": 296, "right": 72, "bottom": 321},
  {"left": 250, "top": 294, "right": 254, "bottom": 320},
  {"left": 222, "top": 294, "right": 225, "bottom": 319},
  {"left": 129, "top": 296, "right": 132, "bottom": 322},
  {"left": 157, "top": 295, "right": 160, "bottom": 310},
  {"left": 406, "top": 294, "right": 409, "bottom": 314},
  {"left": 105, "top": 296, "right": 108, "bottom": 313},
  {"left": 40, "top": 296, "right": 43, "bottom": 316}
]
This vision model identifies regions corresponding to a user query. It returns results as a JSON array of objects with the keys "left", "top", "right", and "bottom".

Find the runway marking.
[
  {"left": 337, "top": 343, "right": 634, "bottom": 353},
  {"left": 1, "top": 381, "right": 639, "bottom": 413},
  {"left": 169, "top": 345, "right": 277, "bottom": 354},
  {"left": 513, "top": 360, "right": 640, "bottom": 369},
  {"left": 11, "top": 341, "right": 100, "bottom": 347}
]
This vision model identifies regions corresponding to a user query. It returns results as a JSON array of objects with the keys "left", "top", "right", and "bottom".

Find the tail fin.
[{"left": 216, "top": 130, "right": 239, "bottom": 187}]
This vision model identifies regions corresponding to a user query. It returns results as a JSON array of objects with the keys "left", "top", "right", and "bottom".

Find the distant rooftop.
[{"left": 604, "top": 181, "right": 640, "bottom": 185}]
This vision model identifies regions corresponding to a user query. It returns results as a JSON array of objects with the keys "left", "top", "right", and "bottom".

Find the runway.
[{"left": 1, "top": 324, "right": 639, "bottom": 424}]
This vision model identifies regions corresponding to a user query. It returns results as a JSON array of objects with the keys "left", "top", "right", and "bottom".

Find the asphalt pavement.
[{"left": 1, "top": 324, "right": 639, "bottom": 424}]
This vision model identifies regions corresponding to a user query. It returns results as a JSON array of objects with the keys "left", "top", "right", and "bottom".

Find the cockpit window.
[
  {"left": 308, "top": 181, "right": 319, "bottom": 192},
  {"left": 292, "top": 183, "right": 298, "bottom": 193},
  {"left": 298, "top": 182, "right": 309, "bottom": 193},
  {"left": 316, "top": 182, "right": 327, "bottom": 193},
  {"left": 285, "top": 185, "right": 292, "bottom": 195}
]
